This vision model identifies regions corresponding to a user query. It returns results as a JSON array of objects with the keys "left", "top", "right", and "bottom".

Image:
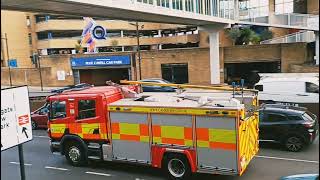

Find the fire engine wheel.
[
  {"left": 65, "top": 142, "right": 87, "bottom": 166},
  {"left": 163, "top": 154, "right": 191, "bottom": 180}
]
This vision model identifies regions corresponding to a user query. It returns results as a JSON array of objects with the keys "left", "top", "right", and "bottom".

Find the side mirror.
[{"left": 47, "top": 111, "right": 51, "bottom": 120}]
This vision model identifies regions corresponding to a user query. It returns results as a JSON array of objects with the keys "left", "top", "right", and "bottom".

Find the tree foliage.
[
  {"left": 226, "top": 28, "right": 241, "bottom": 45},
  {"left": 74, "top": 39, "right": 83, "bottom": 53},
  {"left": 227, "top": 27, "right": 271, "bottom": 45},
  {"left": 260, "top": 29, "right": 274, "bottom": 41}
]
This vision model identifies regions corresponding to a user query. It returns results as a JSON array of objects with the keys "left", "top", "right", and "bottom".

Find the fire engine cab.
[{"left": 47, "top": 82, "right": 259, "bottom": 179}]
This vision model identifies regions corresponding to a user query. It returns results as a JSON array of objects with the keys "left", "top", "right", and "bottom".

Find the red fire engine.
[{"left": 47, "top": 82, "right": 259, "bottom": 179}]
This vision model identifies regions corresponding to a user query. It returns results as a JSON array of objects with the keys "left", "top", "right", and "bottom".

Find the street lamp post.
[
  {"left": 135, "top": 22, "right": 142, "bottom": 80},
  {"left": 1, "top": 33, "right": 13, "bottom": 86},
  {"left": 129, "top": 22, "right": 144, "bottom": 80},
  {"left": 37, "top": 54, "right": 44, "bottom": 91}
]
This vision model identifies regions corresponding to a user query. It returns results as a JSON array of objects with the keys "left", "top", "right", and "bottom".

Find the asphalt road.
[{"left": 1, "top": 130, "right": 319, "bottom": 180}]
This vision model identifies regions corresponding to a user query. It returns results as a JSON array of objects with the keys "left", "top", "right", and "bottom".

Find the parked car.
[
  {"left": 51, "top": 83, "right": 93, "bottom": 93},
  {"left": 280, "top": 174, "right": 319, "bottom": 180},
  {"left": 31, "top": 103, "right": 49, "bottom": 130},
  {"left": 139, "top": 78, "right": 176, "bottom": 92},
  {"left": 259, "top": 104, "right": 319, "bottom": 152}
]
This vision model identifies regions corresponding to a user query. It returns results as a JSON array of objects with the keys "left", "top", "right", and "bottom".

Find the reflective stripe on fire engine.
[
  {"left": 239, "top": 114, "right": 259, "bottom": 175},
  {"left": 195, "top": 116, "right": 238, "bottom": 172},
  {"left": 50, "top": 124, "right": 66, "bottom": 134},
  {"left": 196, "top": 128, "right": 236, "bottom": 150},
  {"left": 108, "top": 106, "right": 238, "bottom": 117},
  {"left": 152, "top": 125, "right": 193, "bottom": 146},
  {"left": 111, "top": 122, "right": 149, "bottom": 142}
]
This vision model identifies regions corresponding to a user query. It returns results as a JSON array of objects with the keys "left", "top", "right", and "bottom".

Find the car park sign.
[{"left": 1, "top": 86, "right": 33, "bottom": 151}]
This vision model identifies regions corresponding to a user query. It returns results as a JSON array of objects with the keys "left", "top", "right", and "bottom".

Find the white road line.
[
  {"left": 34, "top": 135, "right": 49, "bottom": 138},
  {"left": 256, "top": 155, "right": 319, "bottom": 164},
  {"left": 9, "top": 162, "right": 32, "bottom": 166},
  {"left": 85, "top": 171, "right": 112, "bottom": 177},
  {"left": 45, "top": 166, "right": 69, "bottom": 171}
]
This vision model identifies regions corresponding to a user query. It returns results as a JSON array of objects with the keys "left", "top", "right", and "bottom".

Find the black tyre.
[
  {"left": 163, "top": 154, "right": 191, "bottom": 180},
  {"left": 64, "top": 142, "right": 87, "bottom": 166},
  {"left": 31, "top": 120, "right": 37, "bottom": 130},
  {"left": 284, "top": 136, "right": 305, "bottom": 152}
]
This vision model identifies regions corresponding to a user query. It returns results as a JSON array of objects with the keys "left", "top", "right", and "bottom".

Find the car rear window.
[{"left": 302, "top": 112, "right": 314, "bottom": 121}]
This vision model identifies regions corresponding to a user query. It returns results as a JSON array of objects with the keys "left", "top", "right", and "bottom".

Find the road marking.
[
  {"left": 45, "top": 166, "right": 69, "bottom": 171},
  {"left": 9, "top": 162, "right": 32, "bottom": 166},
  {"left": 256, "top": 155, "right": 319, "bottom": 164},
  {"left": 34, "top": 135, "right": 49, "bottom": 138},
  {"left": 85, "top": 171, "right": 112, "bottom": 177}
]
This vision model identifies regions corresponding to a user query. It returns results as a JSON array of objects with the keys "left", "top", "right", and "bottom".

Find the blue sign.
[
  {"left": 71, "top": 55, "right": 131, "bottom": 67},
  {"left": 9, "top": 59, "right": 17, "bottom": 67}
]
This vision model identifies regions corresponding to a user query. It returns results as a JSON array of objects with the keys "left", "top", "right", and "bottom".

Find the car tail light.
[{"left": 303, "top": 121, "right": 314, "bottom": 128}]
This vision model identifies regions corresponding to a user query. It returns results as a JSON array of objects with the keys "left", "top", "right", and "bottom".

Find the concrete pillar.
[
  {"left": 158, "top": 30, "right": 162, "bottom": 37},
  {"left": 268, "top": 0, "right": 275, "bottom": 24},
  {"left": 120, "top": 30, "right": 124, "bottom": 37},
  {"left": 316, "top": 31, "right": 319, "bottom": 65},
  {"left": 73, "top": 69, "right": 80, "bottom": 84},
  {"left": 208, "top": 30, "right": 220, "bottom": 84},
  {"left": 199, "top": 24, "right": 226, "bottom": 84},
  {"left": 234, "top": 0, "right": 239, "bottom": 20},
  {"left": 159, "top": 44, "right": 162, "bottom": 50},
  {"left": 122, "top": 46, "right": 125, "bottom": 52}
]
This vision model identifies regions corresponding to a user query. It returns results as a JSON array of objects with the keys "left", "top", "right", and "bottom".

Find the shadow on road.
[
  {"left": 88, "top": 160, "right": 240, "bottom": 180},
  {"left": 259, "top": 141, "right": 284, "bottom": 151}
]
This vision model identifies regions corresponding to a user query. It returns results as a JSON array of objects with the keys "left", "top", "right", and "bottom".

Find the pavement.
[{"left": 1, "top": 130, "right": 319, "bottom": 180}]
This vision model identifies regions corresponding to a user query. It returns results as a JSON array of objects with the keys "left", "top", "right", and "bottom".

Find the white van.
[{"left": 254, "top": 73, "right": 319, "bottom": 117}]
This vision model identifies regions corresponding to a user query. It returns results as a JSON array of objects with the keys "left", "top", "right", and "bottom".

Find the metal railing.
[
  {"left": 134, "top": 0, "right": 236, "bottom": 20},
  {"left": 136, "top": 0, "right": 319, "bottom": 30},
  {"left": 260, "top": 30, "right": 315, "bottom": 44},
  {"left": 239, "top": 12, "right": 319, "bottom": 30}
]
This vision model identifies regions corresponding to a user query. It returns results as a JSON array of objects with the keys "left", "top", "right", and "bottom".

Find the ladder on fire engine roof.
[{"left": 119, "top": 80, "right": 258, "bottom": 93}]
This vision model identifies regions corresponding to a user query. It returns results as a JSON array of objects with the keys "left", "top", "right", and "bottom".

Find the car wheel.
[
  {"left": 65, "top": 142, "right": 87, "bottom": 166},
  {"left": 31, "top": 120, "right": 37, "bottom": 130},
  {"left": 284, "top": 136, "right": 304, "bottom": 152},
  {"left": 163, "top": 154, "right": 191, "bottom": 180}
]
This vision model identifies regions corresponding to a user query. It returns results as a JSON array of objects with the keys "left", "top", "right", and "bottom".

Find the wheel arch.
[
  {"left": 160, "top": 148, "right": 197, "bottom": 173},
  {"left": 60, "top": 134, "right": 88, "bottom": 156}
]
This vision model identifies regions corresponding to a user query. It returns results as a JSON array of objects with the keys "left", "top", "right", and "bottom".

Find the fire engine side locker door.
[
  {"left": 109, "top": 112, "right": 150, "bottom": 163},
  {"left": 196, "top": 115, "right": 238, "bottom": 174}
]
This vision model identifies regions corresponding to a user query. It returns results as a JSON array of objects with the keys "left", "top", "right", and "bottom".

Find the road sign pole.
[{"left": 18, "top": 144, "right": 26, "bottom": 180}]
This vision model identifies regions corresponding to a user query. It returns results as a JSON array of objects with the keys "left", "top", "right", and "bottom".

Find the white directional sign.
[{"left": 1, "top": 86, "right": 33, "bottom": 151}]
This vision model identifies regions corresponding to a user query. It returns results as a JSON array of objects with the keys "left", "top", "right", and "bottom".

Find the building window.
[
  {"left": 185, "top": 0, "right": 194, "bottom": 12},
  {"left": 78, "top": 99, "right": 96, "bottom": 120},
  {"left": 26, "top": 16, "right": 31, "bottom": 26},
  {"left": 161, "top": 63, "right": 189, "bottom": 84},
  {"left": 239, "top": 0, "right": 269, "bottom": 19},
  {"left": 28, "top": 33, "right": 32, "bottom": 45},
  {"left": 156, "top": 0, "right": 169, "bottom": 7},
  {"left": 275, "top": 0, "right": 294, "bottom": 14}
]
